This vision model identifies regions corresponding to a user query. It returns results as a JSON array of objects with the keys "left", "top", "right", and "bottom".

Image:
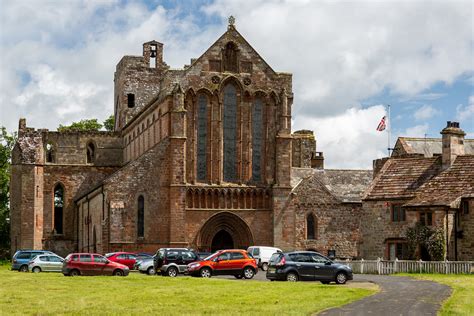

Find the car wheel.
[
  {"left": 167, "top": 266, "right": 178, "bottom": 277},
  {"left": 70, "top": 269, "right": 80, "bottom": 276},
  {"left": 335, "top": 272, "right": 347, "bottom": 284},
  {"left": 19, "top": 265, "right": 28, "bottom": 273},
  {"left": 286, "top": 272, "right": 298, "bottom": 282},
  {"left": 32, "top": 267, "right": 41, "bottom": 273},
  {"left": 243, "top": 267, "right": 255, "bottom": 279},
  {"left": 113, "top": 269, "right": 124, "bottom": 276},
  {"left": 147, "top": 267, "right": 156, "bottom": 275},
  {"left": 234, "top": 274, "right": 243, "bottom": 279},
  {"left": 200, "top": 267, "right": 212, "bottom": 278},
  {"left": 261, "top": 262, "right": 269, "bottom": 271},
  {"left": 321, "top": 281, "right": 330, "bottom": 284}
]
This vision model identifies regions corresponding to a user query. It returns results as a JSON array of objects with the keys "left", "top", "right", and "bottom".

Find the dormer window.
[
  {"left": 86, "top": 142, "right": 95, "bottom": 164},
  {"left": 127, "top": 93, "right": 135, "bottom": 108}
]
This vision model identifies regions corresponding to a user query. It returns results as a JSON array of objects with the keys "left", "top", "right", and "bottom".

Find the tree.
[
  {"left": 0, "top": 127, "right": 16, "bottom": 258},
  {"left": 103, "top": 115, "right": 115, "bottom": 131},
  {"left": 58, "top": 119, "right": 103, "bottom": 132}
]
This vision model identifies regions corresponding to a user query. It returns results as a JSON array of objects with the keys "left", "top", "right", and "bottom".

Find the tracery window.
[
  {"left": 223, "top": 84, "right": 237, "bottom": 182},
  {"left": 54, "top": 184, "right": 64, "bottom": 234},
  {"left": 196, "top": 94, "right": 208, "bottom": 181},
  {"left": 252, "top": 98, "right": 263, "bottom": 182},
  {"left": 137, "top": 195, "right": 144, "bottom": 238}
]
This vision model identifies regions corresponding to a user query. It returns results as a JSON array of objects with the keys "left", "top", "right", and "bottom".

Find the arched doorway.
[
  {"left": 197, "top": 212, "right": 254, "bottom": 252},
  {"left": 211, "top": 230, "right": 234, "bottom": 252}
]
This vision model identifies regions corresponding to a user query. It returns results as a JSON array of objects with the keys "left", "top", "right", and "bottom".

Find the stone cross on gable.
[{"left": 228, "top": 15, "right": 235, "bottom": 26}]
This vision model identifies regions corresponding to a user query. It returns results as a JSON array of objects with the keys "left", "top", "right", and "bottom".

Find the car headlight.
[{"left": 188, "top": 263, "right": 199, "bottom": 269}]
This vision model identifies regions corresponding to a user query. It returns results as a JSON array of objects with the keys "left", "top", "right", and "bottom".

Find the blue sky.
[{"left": 0, "top": 0, "right": 473, "bottom": 168}]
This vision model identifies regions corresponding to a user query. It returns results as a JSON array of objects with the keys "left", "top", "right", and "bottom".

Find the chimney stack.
[{"left": 441, "top": 121, "right": 465, "bottom": 168}]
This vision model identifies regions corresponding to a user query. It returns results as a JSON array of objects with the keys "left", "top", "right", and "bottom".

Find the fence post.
[
  {"left": 445, "top": 260, "right": 448, "bottom": 274},
  {"left": 394, "top": 258, "right": 398, "bottom": 274},
  {"left": 377, "top": 257, "right": 381, "bottom": 275},
  {"left": 419, "top": 259, "right": 422, "bottom": 273},
  {"left": 361, "top": 258, "right": 364, "bottom": 274}
]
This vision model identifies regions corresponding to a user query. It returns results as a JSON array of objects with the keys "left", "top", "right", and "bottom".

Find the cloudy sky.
[{"left": 0, "top": 0, "right": 473, "bottom": 168}]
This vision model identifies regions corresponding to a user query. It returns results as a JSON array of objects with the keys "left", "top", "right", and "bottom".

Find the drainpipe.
[
  {"left": 445, "top": 208, "right": 449, "bottom": 260},
  {"left": 454, "top": 210, "right": 458, "bottom": 261},
  {"left": 87, "top": 197, "right": 90, "bottom": 253}
]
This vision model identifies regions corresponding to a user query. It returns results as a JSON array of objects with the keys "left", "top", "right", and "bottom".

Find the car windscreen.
[{"left": 203, "top": 252, "right": 218, "bottom": 261}]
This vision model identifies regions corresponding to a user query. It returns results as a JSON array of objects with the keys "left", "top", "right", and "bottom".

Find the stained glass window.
[
  {"left": 223, "top": 84, "right": 237, "bottom": 181},
  {"left": 252, "top": 98, "right": 263, "bottom": 182},
  {"left": 197, "top": 94, "right": 208, "bottom": 181}
]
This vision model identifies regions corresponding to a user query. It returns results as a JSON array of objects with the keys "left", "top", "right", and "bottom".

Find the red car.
[
  {"left": 105, "top": 252, "right": 138, "bottom": 269},
  {"left": 187, "top": 249, "right": 258, "bottom": 279},
  {"left": 62, "top": 253, "right": 129, "bottom": 276}
]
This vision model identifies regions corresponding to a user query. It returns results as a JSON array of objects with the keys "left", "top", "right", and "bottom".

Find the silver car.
[
  {"left": 137, "top": 258, "right": 156, "bottom": 275},
  {"left": 28, "top": 254, "right": 64, "bottom": 273}
]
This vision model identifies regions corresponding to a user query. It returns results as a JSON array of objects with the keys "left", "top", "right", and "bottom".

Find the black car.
[
  {"left": 153, "top": 248, "right": 200, "bottom": 277},
  {"left": 266, "top": 251, "right": 353, "bottom": 284}
]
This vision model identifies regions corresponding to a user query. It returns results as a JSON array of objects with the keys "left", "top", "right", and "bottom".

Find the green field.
[
  {"left": 0, "top": 265, "right": 375, "bottom": 315},
  {"left": 402, "top": 274, "right": 474, "bottom": 316}
]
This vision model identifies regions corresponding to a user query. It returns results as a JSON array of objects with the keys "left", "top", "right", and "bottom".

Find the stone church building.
[{"left": 10, "top": 21, "right": 372, "bottom": 258}]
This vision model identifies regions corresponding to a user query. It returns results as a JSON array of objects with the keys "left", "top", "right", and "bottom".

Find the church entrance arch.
[{"left": 197, "top": 212, "right": 254, "bottom": 252}]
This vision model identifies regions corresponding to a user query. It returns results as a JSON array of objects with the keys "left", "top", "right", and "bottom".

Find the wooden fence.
[{"left": 335, "top": 259, "right": 474, "bottom": 275}]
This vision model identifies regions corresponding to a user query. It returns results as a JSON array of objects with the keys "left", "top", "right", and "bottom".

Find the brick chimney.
[{"left": 441, "top": 121, "right": 465, "bottom": 168}]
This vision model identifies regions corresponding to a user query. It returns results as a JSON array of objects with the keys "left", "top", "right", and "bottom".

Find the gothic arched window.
[
  {"left": 137, "top": 195, "right": 145, "bottom": 238},
  {"left": 223, "top": 84, "right": 237, "bottom": 182},
  {"left": 306, "top": 213, "right": 316, "bottom": 240},
  {"left": 86, "top": 142, "right": 95, "bottom": 164},
  {"left": 223, "top": 42, "right": 238, "bottom": 73},
  {"left": 196, "top": 94, "right": 208, "bottom": 181},
  {"left": 54, "top": 184, "right": 64, "bottom": 234},
  {"left": 45, "top": 142, "right": 55, "bottom": 163},
  {"left": 252, "top": 98, "right": 264, "bottom": 182}
]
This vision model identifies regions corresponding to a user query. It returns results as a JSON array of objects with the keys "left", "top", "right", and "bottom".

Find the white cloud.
[
  {"left": 403, "top": 124, "right": 430, "bottom": 137},
  {"left": 413, "top": 105, "right": 440, "bottom": 120},
  {"left": 296, "top": 105, "right": 387, "bottom": 168},
  {"left": 456, "top": 96, "right": 474, "bottom": 130}
]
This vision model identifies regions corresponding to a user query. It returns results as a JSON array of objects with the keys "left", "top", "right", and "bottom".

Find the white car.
[
  {"left": 28, "top": 254, "right": 64, "bottom": 273},
  {"left": 137, "top": 258, "right": 156, "bottom": 275},
  {"left": 247, "top": 246, "right": 282, "bottom": 271}
]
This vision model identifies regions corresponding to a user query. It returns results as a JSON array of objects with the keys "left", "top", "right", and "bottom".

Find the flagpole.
[{"left": 387, "top": 104, "right": 391, "bottom": 157}]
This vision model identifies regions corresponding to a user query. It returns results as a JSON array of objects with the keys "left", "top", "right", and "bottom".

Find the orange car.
[{"left": 187, "top": 249, "right": 258, "bottom": 279}]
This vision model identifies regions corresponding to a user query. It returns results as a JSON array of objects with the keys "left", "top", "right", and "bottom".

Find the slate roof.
[
  {"left": 363, "top": 156, "right": 442, "bottom": 200},
  {"left": 291, "top": 168, "right": 373, "bottom": 203},
  {"left": 393, "top": 137, "right": 474, "bottom": 157},
  {"left": 404, "top": 155, "right": 474, "bottom": 208}
]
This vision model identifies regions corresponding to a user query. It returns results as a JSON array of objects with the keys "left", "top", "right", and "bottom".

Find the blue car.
[{"left": 12, "top": 250, "right": 53, "bottom": 272}]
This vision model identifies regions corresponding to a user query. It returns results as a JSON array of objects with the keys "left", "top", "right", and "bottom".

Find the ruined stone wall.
[{"left": 77, "top": 191, "right": 104, "bottom": 254}]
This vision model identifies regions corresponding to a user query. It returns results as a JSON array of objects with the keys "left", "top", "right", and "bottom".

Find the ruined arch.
[
  {"left": 196, "top": 212, "right": 254, "bottom": 252},
  {"left": 86, "top": 141, "right": 96, "bottom": 164}
]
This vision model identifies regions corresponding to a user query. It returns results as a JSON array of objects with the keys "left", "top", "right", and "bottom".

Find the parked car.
[
  {"left": 62, "top": 253, "right": 129, "bottom": 276},
  {"left": 105, "top": 252, "right": 138, "bottom": 269},
  {"left": 154, "top": 248, "right": 200, "bottom": 277},
  {"left": 266, "top": 251, "right": 353, "bottom": 284},
  {"left": 136, "top": 256, "right": 156, "bottom": 275},
  {"left": 187, "top": 249, "right": 258, "bottom": 279},
  {"left": 247, "top": 246, "right": 282, "bottom": 271},
  {"left": 12, "top": 250, "right": 53, "bottom": 272},
  {"left": 28, "top": 254, "right": 64, "bottom": 273}
]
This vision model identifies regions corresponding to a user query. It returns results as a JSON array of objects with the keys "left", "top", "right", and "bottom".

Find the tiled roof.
[
  {"left": 291, "top": 168, "right": 373, "bottom": 202},
  {"left": 404, "top": 155, "right": 474, "bottom": 208},
  {"left": 393, "top": 137, "right": 474, "bottom": 157},
  {"left": 363, "top": 156, "right": 441, "bottom": 200}
]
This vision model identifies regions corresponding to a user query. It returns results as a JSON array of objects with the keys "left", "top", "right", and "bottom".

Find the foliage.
[
  {"left": 0, "top": 267, "right": 375, "bottom": 315},
  {"left": 103, "top": 115, "right": 115, "bottom": 131},
  {"left": 405, "top": 223, "right": 445, "bottom": 260},
  {"left": 58, "top": 119, "right": 103, "bottom": 132},
  {"left": 402, "top": 274, "right": 474, "bottom": 315},
  {"left": 0, "top": 127, "right": 16, "bottom": 258}
]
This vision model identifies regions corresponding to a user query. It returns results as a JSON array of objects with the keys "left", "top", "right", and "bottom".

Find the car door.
[
  {"left": 180, "top": 251, "right": 197, "bottom": 273},
  {"left": 49, "top": 255, "right": 64, "bottom": 272},
  {"left": 230, "top": 251, "right": 246, "bottom": 273},
  {"left": 79, "top": 254, "right": 94, "bottom": 275},
  {"left": 38, "top": 255, "right": 50, "bottom": 271},
  {"left": 311, "top": 254, "right": 335, "bottom": 281},
  {"left": 288, "top": 253, "right": 315, "bottom": 281},
  {"left": 126, "top": 254, "right": 137, "bottom": 269},
  {"left": 213, "top": 252, "right": 232, "bottom": 275},
  {"left": 93, "top": 255, "right": 108, "bottom": 275}
]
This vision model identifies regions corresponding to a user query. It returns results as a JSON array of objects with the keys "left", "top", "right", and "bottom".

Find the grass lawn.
[
  {"left": 0, "top": 265, "right": 376, "bottom": 315},
  {"left": 400, "top": 274, "right": 474, "bottom": 315}
]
